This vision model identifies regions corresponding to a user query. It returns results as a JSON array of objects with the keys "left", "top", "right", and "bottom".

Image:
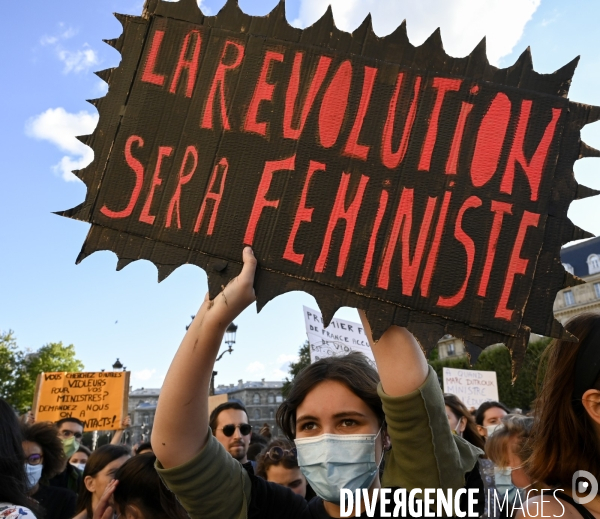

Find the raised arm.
[
  {"left": 358, "top": 311, "right": 428, "bottom": 396},
  {"left": 152, "top": 247, "right": 257, "bottom": 469}
]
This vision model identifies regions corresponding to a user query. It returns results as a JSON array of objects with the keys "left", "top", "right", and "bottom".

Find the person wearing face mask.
[
  {"left": 151, "top": 248, "right": 483, "bottom": 518},
  {"left": 445, "top": 394, "right": 486, "bottom": 450},
  {"left": 70, "top": 445, "right": 91, "bottom": 472},
  {"left": 49, "top": 417, "right": 85, "bottom": 493},
  {"left": 486, "top": 415, "right": 537, "bottom": 491},
  {"left": 485, "top": 415, "right": 537, "bottom": 519},
  {"left": 475, "top": 401, "right": 510, "bottom": 440},
  {"left": 0, "top": 398, "right": 39, "bottom": 519},
  {"left": 21, "top": 422, "right": 77, "bottom": 519}
]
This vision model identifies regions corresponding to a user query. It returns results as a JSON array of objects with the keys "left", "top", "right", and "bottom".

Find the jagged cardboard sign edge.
[{"left": 60, "top": 0, "right": 600, "bottom": 375}]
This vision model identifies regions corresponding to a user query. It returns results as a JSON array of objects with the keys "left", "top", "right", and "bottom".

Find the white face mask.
[
  {"left": 486, "top": 424, "right": 500, "bottom": 436},
  {"left": 70, "top": 461, "right": 86, "bottom": 472},
  {"left": 25, "top": 463, "right": 43, "bottom": 490},
  {"left": 295, "top": 428, "right": 384, "bottom": 504}
]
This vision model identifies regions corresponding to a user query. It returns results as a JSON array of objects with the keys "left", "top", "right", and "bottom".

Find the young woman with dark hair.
[
  {"left": 70, "top": 445, "right": 92, "bottom": 472},
  {"left": 0, "top": 398, "right": 38, "bottom": 519},
  {"left": 90, "top": 453, "right": 188, "bottom": 519},
  {"left": 444, "top": 394, "right": 486, "bottom": 451},
  {"left": 74, "top": 444, "right": 130, "bottom": 519},
  {"left": 151, "top": 248, "right": 483, "bottom": 518},
  {"left": 519, "top": 313, "right": 600, "bottom": 519},
  {"left": 21, "top": 422, "right": 77, "bottom": 519},
  {"left": 475, "top": 400, "right": 511, "bottom": 439}
]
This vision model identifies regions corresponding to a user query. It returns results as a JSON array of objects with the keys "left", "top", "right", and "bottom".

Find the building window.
[
  {"left": 276, "top": 395, "right": 283, "bottom": 403},
  {"left": 564, "top": 290, "right": 575, "bottom": 306},
  {"left": 447, "top": 342, "right": 455, "bottom": 356},
  {"left": 562, "top": 263, "right": 574, "bottom": 275},
  {"left": 269, "top": 409, "right": 274, "bottom": 419},
  {"left": 254, "top": 408, "right": 261, "bottom": 420},
  {"left": 253, "top": 393, "right": 260, "bottom": 404},
  {"left": 588, "top": 254, "right": 600, "bottom": 275},
  {"left": 594, "top": 282, "right": 600, "bottom": 299},
  {"left": 267, "top": 393, "right": 275, "bottom": 404}
]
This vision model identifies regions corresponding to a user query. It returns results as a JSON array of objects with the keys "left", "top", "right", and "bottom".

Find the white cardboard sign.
[
  {"left": 443, "top": 367, "right": 499, "bottom": 408},
  {"left": 303, "top": 306, "right": 374, "bottom": 364}
]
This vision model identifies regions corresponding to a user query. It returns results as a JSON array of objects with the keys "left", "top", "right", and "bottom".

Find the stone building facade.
[
  {"left": 215, "top": 379, "right": 284, "bottom": 437},
  {"left": 554, "top": 236, "right": 600, "bottom": 323},
  {"left": 127, "top": 387, "right": 160, "bottom": 444}
]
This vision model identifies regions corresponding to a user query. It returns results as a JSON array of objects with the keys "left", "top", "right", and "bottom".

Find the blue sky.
[{"left": 1, "top": 0, "right": 599, "bottom": 391}]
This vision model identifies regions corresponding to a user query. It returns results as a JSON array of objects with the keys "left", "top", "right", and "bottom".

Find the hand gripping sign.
[{"left": 60, "top": 0, "right": 600, "bottom": 376}]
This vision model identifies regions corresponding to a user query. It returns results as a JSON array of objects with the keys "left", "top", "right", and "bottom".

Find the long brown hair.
[
  {"left": 277, "top": 352, "right": 382, "bottom": 440},
  {"left": 485, "top": 414, "right": 534, "bottom": 467},
  {"left": 444, "top": 394, "right": 485, "bottom": 451},
  {"left": 76, "top": 444, "right": 130, "bottom": 515},
  {"left": 113, "top": 453, "right": 188, "bottom": 519},
  {"left": 526, "top": 313, "right": 600, "bottom": 486}
]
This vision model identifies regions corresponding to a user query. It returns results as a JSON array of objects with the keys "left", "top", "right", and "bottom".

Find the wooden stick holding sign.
[
  {"left": 33, "top": 371, "right": 130, "bottom": 431},
  {"left": 59, "top": 0, "right": 600, "bottom": 377}
]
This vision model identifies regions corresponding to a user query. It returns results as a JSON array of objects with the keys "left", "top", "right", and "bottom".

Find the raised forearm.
[
  {"left": 358, "top": 310, "right": 428, "bottom": 396},
  {"left": 152, "top": 248, "right": 257, "bottom": 468}
]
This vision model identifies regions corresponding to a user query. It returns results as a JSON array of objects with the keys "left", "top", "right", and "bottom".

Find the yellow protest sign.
[{"left": 33, "top": 371, "right": 130, "bottom": 430}]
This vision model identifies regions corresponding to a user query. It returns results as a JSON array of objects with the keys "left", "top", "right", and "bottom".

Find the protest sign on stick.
[
  {"left": 443, "top": 367, "right": 499, "bottom": 409},
  {"left": 303, "top": 305, "right": 374, "bottom": 363},
  {"left": 60, "top": 0, "right": 600, "bottom": 374},
  {"left": 33, "top": 371, "right": 130, "bottom": 431}
]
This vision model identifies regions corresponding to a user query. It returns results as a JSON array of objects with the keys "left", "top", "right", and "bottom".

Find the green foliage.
[
  {"left": 429, "top": 337, "right": 552, "bottom": 411},
  {"left": 282, "top": 341, "right": 311, "bottom": 397},
  {"left": 0, "top": 330, "right": 23, "bottom": 403},
  {"left": 0, "top": 331, "right": 84, "bottom": 413}
]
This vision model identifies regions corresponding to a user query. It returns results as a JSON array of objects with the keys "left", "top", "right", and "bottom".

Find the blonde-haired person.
[
  {"left": 486, "top": 415, "right": 539, "bottom": 493},
  {"left": 518, "top": 313, "right": 600, "bottom": 519}
]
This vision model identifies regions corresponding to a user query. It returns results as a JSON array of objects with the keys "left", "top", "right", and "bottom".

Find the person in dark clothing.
[
  {"left": 0, "top": 398, "right": 39, "bottom": 519},
  {"left": 209, "top": 401, "right": 256, "bottom": 470},
  {"left": 49, "top": 418, "right": 84, "bottom": 493},
  {"left": 21, "top": 422, "right": 76, "bottom": 519}
]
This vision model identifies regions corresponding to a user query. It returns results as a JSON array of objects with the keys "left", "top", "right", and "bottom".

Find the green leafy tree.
[
  {"left": 0, "top": 330, "right": 23, "bottom": 403},
  {"left": 428, "top": 337, "right": 551, "bottom": 411},
  {"left": 10, "top": 341, "right": 84, "bottom": 412},
  {"left": 282, "top": 341, "right": 311, "bottom": 397}
]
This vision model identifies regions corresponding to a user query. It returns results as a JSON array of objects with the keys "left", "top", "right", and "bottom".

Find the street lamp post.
[{"left": 210, "top": 322, "right": 237, "bottom": 396}]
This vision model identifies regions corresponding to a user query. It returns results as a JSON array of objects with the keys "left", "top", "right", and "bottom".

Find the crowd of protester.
[{"left": 1, "top": 251, "right": 599, "bottom": 519}]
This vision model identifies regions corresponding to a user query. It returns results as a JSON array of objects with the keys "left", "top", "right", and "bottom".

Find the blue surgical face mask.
[
  {"left": 294, "top": 428, "right": 383, "bottom": 504},
  {"left": 494, "top": 466, "right": 514, "bottom": 493},
  {"left": 25, "top": 463, "right": 43, "bottom": 490}
]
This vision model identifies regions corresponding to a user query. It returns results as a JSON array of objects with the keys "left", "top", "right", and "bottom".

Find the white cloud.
[
  {"left": 132, "top": 369, "right": 156, "bottom": 381},
  {"left": 58, "top": 46, "right": 99, "bottom": 74},
  {"left": 40, "top": 25, "right": 99, "bottom": 74},
  {"left": 246, "top": 361, "right": 266, "bottom": 374},
  {"left": 25, "top": 107, "right": 98, "bottom": 182},
  {"left": 276, "top": 354, "right": 298, "bottom": 364},
  {"left": 294, "top": 0, "right": 540, "bottom": 66}
]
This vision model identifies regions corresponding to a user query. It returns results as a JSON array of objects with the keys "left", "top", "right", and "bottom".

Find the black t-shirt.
[
  {"left": 247, "top": 464, "right": 484, "bottom": 519},
  {"left": 32, "top": 484, "right": 77, "bottom": 519}
]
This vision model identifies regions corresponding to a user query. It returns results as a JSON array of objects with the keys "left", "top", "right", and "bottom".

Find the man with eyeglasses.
[
  {"left": 209, "top": 401, "right": 255, "bottom": 471},
  {"left": 49, "top": 418, "right": 85, "bottom": 493}
]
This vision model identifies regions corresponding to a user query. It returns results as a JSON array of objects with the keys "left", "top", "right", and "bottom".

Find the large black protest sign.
[{"left": 62, "top": 0, "right": 600, "bottom": 370}]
